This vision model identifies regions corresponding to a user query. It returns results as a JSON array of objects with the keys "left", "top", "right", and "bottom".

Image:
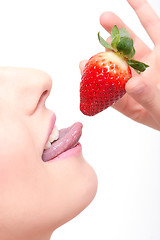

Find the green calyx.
[{"left": 98, "top": 25, "right": 149, "bottom": 74}]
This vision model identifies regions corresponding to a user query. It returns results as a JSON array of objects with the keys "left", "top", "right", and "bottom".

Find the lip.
[
  {"left": 46, "top": 143, "right": 82, "bottom": 163},
  {"left": 44, "top": 113, "right": 56, "bottom": 147}
]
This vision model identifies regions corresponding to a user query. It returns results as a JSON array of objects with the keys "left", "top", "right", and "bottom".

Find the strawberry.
[{"left": 80, "top": 25, "right": 149, "bottom": 116}]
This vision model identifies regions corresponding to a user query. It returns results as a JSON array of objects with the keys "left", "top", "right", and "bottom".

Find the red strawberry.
[
  {"left": 80, "top": 25, "right": 149, "bottom": 116},
  {"left": 80, "top": 51, "right": 132, "bottom": 116}
]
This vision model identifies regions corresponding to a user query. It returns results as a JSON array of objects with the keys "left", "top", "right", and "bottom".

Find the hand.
[{"left": 80, "top": 0, "right": 160, "bottom": 131}]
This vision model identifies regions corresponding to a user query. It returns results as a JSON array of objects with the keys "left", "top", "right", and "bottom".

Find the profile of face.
[{"left": 0, "top": 67, "right": 98, "bottom": 240}]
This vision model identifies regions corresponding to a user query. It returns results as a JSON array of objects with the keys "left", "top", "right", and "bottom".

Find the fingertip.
[
  {"left": 100, "top": 12, "right": 117, "bottom": 32},
  {"left": 126, "top": 75, "right": 159, "bottom": 118},
  {"left": 125, "top": 77, "right": 146, "bottom": 96},
  {"left": 100, "top": 11, "right": 125, "bottom": 32},
  {"left": 79, "top": 60, "right": 88, "bottom": 75},
  {"left": 100, "top": 11, "right": 113, "bottom": 25}
]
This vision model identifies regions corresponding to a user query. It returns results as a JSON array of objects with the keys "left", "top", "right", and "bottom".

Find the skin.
[
  {"left": 0, "top": 67, "right": 98, "bottom": 240},
  {"left": 80, "top": 0, "right": 160, "bottom": 131},
  {"left": 1, "top": 0, "right": 159, "bottom": 239}
]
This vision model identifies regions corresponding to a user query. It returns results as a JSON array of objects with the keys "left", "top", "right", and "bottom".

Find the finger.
[
  {"left": 112, "top": 93, "right": 160, "bottom": 130},
  {"left": 127, "top": 0, "right": 160, "bottom": 45},
  {"left": 79, "top": 60, "right": 88, "bottom": 75},
  {"left": 100, "top": 11, "right": 151, "bottom": 59},
  {"left": 125, "top": 74, "right": 160, "bottom": 127}
]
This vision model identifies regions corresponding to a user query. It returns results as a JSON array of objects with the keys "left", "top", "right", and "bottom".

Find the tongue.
[{"left": 42, "top": 122, "right": 82, "bottom": 162}]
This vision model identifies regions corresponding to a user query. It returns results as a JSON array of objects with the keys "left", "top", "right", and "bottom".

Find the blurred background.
[{"left": 0, "top": 0, "right": 159, "bottom": 239}]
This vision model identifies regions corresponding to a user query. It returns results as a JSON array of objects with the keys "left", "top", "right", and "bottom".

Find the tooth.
[
  {"left": 44, "top": 126, "right": 59, "bottom": 150},
  {"left": 44, "top": 141, "right": 51, "bottom": 150},
  {"left": 49, "top": 126, "right": 59, "bottom": 143}
]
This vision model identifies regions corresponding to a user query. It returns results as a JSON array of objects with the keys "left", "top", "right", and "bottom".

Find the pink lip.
[
  {"left": 44, "top": 113, "right": 56, "bottom": 146},
  {"left": 47, "top": 143, "right": 82, "bottom": 162}
]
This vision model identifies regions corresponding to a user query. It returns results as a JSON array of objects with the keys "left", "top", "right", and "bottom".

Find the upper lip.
[{"left": 44, "top": 112, "right": 56, "bottom": 147}]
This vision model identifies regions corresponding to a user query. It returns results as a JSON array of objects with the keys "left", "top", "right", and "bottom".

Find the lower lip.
[{"left": 45, "top": 143, "right": 82, "bottom": 163}]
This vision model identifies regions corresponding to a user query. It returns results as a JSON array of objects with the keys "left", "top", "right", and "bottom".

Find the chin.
[
  {"left": 41, "top": 150, "right": 98, "bottom": 233},
  {"left": 54, "top": 155, "right": 98, "bottom": 229}
]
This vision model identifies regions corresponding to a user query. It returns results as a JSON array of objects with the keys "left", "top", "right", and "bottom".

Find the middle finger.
[{"left": 100, "top": 12, "right": 151, "bottom": 59}]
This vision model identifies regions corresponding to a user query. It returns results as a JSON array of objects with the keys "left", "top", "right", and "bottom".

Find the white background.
[{"left": 0, "top": 0, "right": 160, "bottom": 239}]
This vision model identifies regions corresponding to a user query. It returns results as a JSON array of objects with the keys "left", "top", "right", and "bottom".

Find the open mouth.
[{"left": 42, "top": 122, "right": 83, "bottom": 162}]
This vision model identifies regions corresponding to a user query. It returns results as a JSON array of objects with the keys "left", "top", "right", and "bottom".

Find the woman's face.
[{"left": 0, "top": 67, "right": 97, "bottom": 240}]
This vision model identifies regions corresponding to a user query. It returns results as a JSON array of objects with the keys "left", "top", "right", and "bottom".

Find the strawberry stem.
[
  {"left": 98, "top": 25, "right": 149, "bottom": 74},
  {"left": 127, "top": 59, "right": 149, "bottom": 74},
  {"left": 98, "top": 32, "right": 112, "bottom": 50}
]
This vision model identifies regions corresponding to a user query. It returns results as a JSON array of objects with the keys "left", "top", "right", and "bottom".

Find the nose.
[
  {"left": 27, "top": 68, "right": 52, "bottom": 97},
  {"left": 0, "top": 67, "right": 53, "bottom": 115},
  {"left": 22, "top": 68, "right": 53, "bottom": 114},
  {"left": 28, "top": 69, "right": 53, "bottom": 113}
]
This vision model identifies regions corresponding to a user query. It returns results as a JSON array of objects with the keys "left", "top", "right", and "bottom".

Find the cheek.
[
  {"left": 0, "top": 133, "right": 34, "bottom": 194},
  {"left": 0, "top": 114, "right": 39, "bottom": 194},
  {"left": 0, "top": 124, "right": 48, "bottom": 232}
]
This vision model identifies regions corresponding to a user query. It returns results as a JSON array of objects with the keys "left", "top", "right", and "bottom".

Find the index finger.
[{"left": 127, "top": 0, "right": 160, "bottom": 45}]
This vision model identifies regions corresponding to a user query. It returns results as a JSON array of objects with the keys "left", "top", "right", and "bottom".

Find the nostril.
[
  {"left": 42, "top": 90, "right": 49, "bottom": 99},
  {"left": 41, "top": 89, "right": 49, "bottom": 103},
  {"left": 36, "top": 90, "right": 50, "bottom": 109}
]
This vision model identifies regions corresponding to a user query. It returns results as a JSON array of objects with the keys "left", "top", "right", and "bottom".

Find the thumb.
[
  {"left": 126, "top": 76, "right": 160, "bottom": 124},
  {"left": 79, "top": 60, "right": 88, "bottom": 75}
]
